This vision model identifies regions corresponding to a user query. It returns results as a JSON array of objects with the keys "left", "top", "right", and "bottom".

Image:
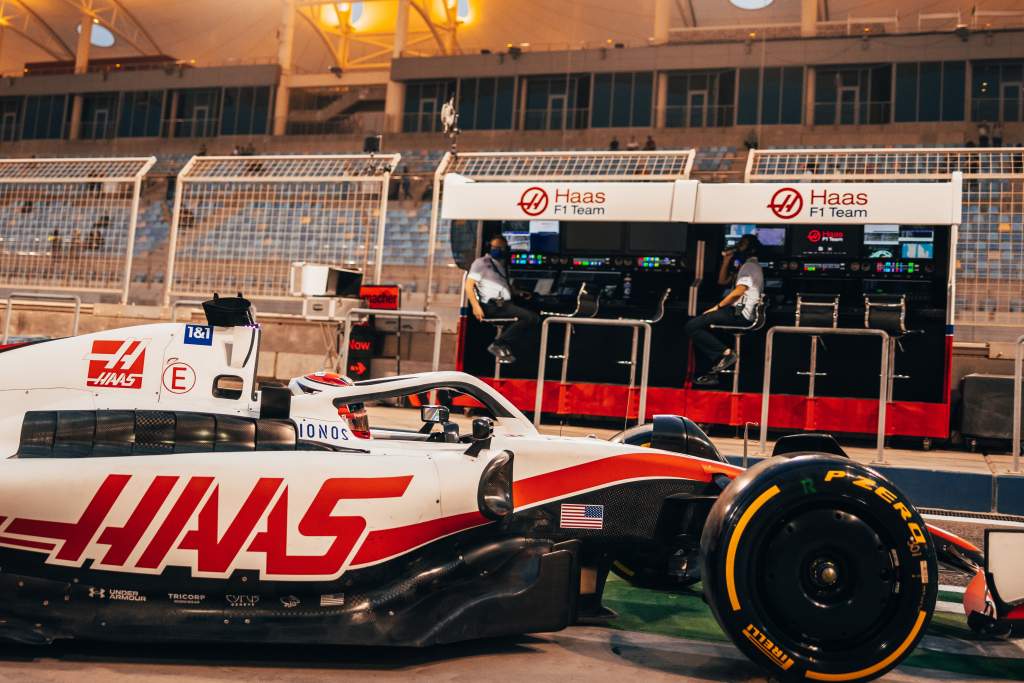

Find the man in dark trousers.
[
  {"left": 684, "top": 234, "right": 764, "bottom": 385},
  {"left": 466, "top": 235, "right": 538, "bottom": 364}
]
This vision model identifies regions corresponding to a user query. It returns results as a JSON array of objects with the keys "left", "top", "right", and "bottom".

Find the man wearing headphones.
[{"left": 684, "top": 234, "right": 764, "bottom": 385}]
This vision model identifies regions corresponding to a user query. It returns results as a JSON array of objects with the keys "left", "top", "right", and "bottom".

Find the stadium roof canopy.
[{"left": 0, "top": 0, "right": 1009, "bottom": 77}]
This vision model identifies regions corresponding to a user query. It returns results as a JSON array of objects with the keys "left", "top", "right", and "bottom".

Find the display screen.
[
  {"left": 502, "top": 229, "right": 531, "bottom": 252},
  {"left": 862, "top": 225, "right": 934, "bottom": 260},
  {"left": 529, "top": 220, "right": 560, "bottom": 253},
  {"left": 562, "top": 221, "right": 624, "bottom": 253},
  {"left": 724, "top": 224, "right": 786, "bottom": 253},
  {"left": 628, "top": 222, "right": 687, "bottom": 254},
  {"left": 790, "top": 226, "right": 856, "bottom": 257}
]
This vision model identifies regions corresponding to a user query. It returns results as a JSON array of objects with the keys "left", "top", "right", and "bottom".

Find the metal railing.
[
  {"left": 1012, "top": 333, "right": 1024, "bottom": 474},
  {"left": 2, "top": 292, "right": 81, "bottom": 344},
  {"left": 339, "top": 308, "right": 443, "bottom": 378},
  {"left": 534, "top": 317, "right": 652, "bottom": 428},
  {"left": 759, "top": 326, "right": 890, "bottom": 463}
]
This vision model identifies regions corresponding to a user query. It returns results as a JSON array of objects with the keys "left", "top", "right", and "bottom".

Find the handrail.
[
  {"left": 534, "top": 316, "right": 652, "bottom": 428},
  {"left": 340, "top": 308, "right": 443, "bottom": 377},
  {"left": 1013, "top": 334, "right": 1024, "bottom": 474},
  {"left": 759, "top": 326, "right": 890, "bottom": 463},
  {"left": 2, "top": 292, "right": 81, "bottom": 344}
]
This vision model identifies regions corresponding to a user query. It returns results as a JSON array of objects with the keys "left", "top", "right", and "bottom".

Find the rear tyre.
[{"left": 700, "top": 455, "right": 937, "bottom": 682}]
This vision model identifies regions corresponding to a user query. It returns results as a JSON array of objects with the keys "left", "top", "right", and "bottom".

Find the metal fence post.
[
  {"left": 759, "top": 326, "right": 890, "bottom": 463},
  {"left": 534, "top": 317, "right": 652, "bottom": 429},
  {"left": 1013, "top": 334, "right": 1024, "bottom": 474}
]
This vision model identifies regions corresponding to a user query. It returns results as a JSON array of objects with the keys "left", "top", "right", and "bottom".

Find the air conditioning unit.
[
  {"left": 289, "top": 262, "right": 363, "bottom": 297},
  {"left": 301, "top": 296, "right": 363, "bottom": 322}
]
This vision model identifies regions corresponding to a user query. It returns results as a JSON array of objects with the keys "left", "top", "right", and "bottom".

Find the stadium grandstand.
[{"left": 0, "top": 1, "right": 1019, "bottom": 331}]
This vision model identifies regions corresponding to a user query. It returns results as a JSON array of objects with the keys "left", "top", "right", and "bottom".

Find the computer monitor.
[
  {"left": 724, "top": 224, "right": 786, "bottom": 256},
  {"left": 862, "top": 225, "right": 935, "bottom": 260},
  {"left": 627, "top": 222, "right": 687, "bottom": 254},
  {"left": 790, "top": 226, "right": 856, "bottom": 258},
  {"left": 899, "top": 226, "right": 935, "bottom": 260},
  {"left": 862, "top": 224, "right": 899, "bottom": 259},
  {"left": 501, "top": 221, "right": 531, "bottom": 251},
  {"left": 562, "top": 221, "right": 624, "bottom": 254},
  {"left": 529, "top": 220, "right": 560, "bottom": 253}
]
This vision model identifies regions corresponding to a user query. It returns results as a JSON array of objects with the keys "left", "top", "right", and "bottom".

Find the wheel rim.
[{"left": 755, "top": 504, "right": 900, "bottom": 651}]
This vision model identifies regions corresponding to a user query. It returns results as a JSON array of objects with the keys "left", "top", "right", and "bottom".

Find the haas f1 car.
[{"left": 0, "top": 297, "right": 1017, "bottom": 682}]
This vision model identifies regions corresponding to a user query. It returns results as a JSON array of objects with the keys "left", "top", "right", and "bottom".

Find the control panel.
[{"left": 720, "top": 223, "right": 947, "bottom": 313}]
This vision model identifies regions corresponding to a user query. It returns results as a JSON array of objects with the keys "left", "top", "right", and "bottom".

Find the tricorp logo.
[
  {"left": 86, "top": 339, "right": 147, "bottom": 389},
  {"left": 518, "top": 186, "right": 549, "bottom": 216},
  {"left": 767, "top": 187, "right": 803, "bottom": 220}
]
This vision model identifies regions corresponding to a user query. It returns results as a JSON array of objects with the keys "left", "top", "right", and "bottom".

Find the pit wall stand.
[
  {"left": 759, "top": 326, "right": 890, "bottom": 464},
  {"left": 2, "top": 292, "right": 81, "bottom": 344},
  {"left": 534, "top": 317, "right": 652, "bottom": 428}
]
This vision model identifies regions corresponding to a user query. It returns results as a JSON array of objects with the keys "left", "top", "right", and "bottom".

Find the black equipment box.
[{"left": 960, "top": 373, "right": 1022, "bottom": 442}]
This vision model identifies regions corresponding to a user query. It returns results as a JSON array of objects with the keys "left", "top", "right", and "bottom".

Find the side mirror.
[
  {"left": 465, "top": 417, "right": 494, "bottom": 456},
  {"left": 420, "top": 405, "right": 450, "bottom": 424},
  {"left": 472, "top": 416, "right": 494, "bottom": 441}
]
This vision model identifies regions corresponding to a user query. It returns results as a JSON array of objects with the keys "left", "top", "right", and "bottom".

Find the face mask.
[{"left": 489, "top": 247, "right": 506, "bottom": 260}]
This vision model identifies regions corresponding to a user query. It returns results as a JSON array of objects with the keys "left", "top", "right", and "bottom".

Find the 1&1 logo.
[
  {"left": 767, "top": 187, "right": 803, "bottom": 220},
  {"left": 518, "top": 186, "right": 549, "bottom": 216}
]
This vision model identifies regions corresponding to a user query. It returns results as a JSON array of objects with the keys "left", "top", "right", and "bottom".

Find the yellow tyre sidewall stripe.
[
  {"left": 804, "top": 610, "right": 928, "bottom": 681},
  {"left": 725, "top": 484, "right": 781, "bottom": 611}
]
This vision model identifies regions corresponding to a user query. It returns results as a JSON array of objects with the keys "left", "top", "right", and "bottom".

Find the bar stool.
[
  {"left": 864, "top": 294, "right": 922, "bottom": 400},
  {"left": 480, "top": 317, "right": 519, "bottom": 379},
  {"left": 795, "top": 294, "right": 840, "bottom": 396},
  {"left": 708, "top": 296, "right": 767, "bottom": 394}
]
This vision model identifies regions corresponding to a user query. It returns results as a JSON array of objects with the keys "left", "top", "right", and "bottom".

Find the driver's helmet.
[{"left": 288, "top": 371, "right": 371, "bottom": 439}]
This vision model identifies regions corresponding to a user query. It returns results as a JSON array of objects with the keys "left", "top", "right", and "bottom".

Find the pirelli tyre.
[{"left": 700, "top": 455, "right": 937, "bottom": 683}]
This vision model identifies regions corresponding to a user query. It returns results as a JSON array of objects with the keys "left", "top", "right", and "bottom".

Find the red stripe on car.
[
  {"left": 513, "top": 452, "right": 738, "bottom": 507},
  {"left": 352, "top": 510, "right": 489, "bottom": 566},
  {"left": 350, "top": 453, "right": 737, "bottom": 567}
]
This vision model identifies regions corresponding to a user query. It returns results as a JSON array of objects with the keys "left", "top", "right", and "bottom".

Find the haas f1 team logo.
[
  {"left": 518, "top": 186, "right": 549, "bottom": 216},
  {"left": 86, "top": 339, "right": 147, "bottom": 389},
  {"left": 0, "top": 474, "right": 413, "bottom": 581},
  {"left": 767, "top": 187, "right": 803, "bottom": 220}
]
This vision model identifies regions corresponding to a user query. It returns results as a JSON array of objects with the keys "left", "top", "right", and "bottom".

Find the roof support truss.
[
  {"left": 60, "top": 0, "right": 162, "bottom": 55},
  {"left": 0, "top": 0, "right": 73, "bottom": 60}
]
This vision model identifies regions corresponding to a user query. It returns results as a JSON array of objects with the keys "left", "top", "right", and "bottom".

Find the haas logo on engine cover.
[
  {"left": 0, "top": 474, "right": 414, "bottom": 581},
  {"left": 86, "top": 339, "right": 147, "bottom": 389}
]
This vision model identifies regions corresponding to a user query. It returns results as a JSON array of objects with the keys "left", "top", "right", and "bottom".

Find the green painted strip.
[{"left": 602, "top": 576, "right": 1023, "bottom": 679}]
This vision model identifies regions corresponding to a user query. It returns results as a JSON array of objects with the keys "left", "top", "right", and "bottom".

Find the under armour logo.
[{"left": 88, "top": 588, "right": 106, "bottom": 599}]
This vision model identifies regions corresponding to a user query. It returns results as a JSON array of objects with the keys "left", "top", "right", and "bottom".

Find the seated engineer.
[
  {"left": 467, "top": 235, "right": 539, "bottom": 364},
  {"left": 684, "top": 234, "right": 764, "bottom": 385}
]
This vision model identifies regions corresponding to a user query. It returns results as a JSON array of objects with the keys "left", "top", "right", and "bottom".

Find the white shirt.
[
  {"left": 734, "top": 258, "right": 764, "bottom": 321},
  {"left": 468, "top": 254, "right": 513, "bottom": 303}
]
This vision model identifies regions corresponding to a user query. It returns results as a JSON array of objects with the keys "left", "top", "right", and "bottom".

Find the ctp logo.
[
  {"left": 518, "top": 186, "right": 549, "bottom": 216},
  {"left": 806, "top": 229, "right": 822, "bottom": 243},
  {"left": 767, "top": 187, "right": 803, "bottom": 220}
]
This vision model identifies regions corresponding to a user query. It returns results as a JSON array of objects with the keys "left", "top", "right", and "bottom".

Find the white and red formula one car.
[{"left": 0, "top": 297, "right": 1007, "bottom": 681}]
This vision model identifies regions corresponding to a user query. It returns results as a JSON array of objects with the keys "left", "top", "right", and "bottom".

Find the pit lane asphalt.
[{"left": 0, "top": 625, "right": 1010, "bottom": 683}]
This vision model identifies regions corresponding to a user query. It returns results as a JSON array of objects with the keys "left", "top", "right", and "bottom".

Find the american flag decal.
[
  {"left": 560, "top": 504, "right": 604, "bottom": 529},
  {"left": 320, "top": 593, "right": 345, "bottom": 607}
]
